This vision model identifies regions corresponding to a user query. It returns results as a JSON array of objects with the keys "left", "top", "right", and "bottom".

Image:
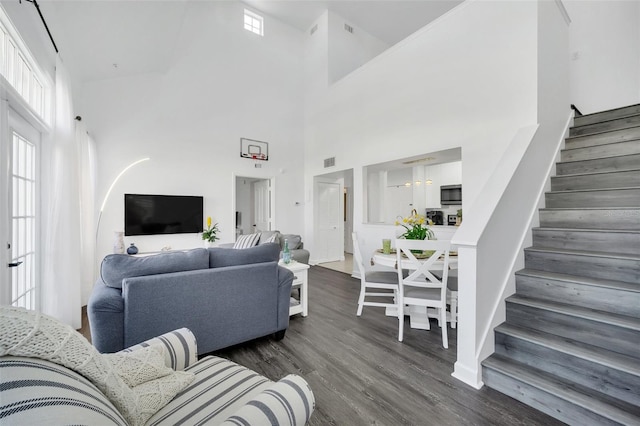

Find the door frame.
[
  {"left": 232, "top": 173, "right": 276, "bottom": 240},
  {"left": 313, "top": 176, "right": 344, "bottom": 264}
]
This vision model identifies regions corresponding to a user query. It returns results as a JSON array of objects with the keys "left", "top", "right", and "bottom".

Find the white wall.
[
  {"left": 565, "top": 0, "right": 640, "bottom": 114},
  {"left": 304, "top": 0, "right": 538, "bottom": 265},
  {"left": 78, "top": 2, "right": 305, "bottom": 297},
  {"left": 327, "top": 11, "right": 389, "bottom": 84}
]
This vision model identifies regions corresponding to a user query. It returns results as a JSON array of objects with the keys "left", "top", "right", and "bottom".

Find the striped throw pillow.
[{"left": 233, "top": 233, "right": 260, "bottom": 249}]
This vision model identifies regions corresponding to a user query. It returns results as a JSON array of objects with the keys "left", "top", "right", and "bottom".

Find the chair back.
[
  {"left": 395, "top": 239, "right": 451, "bottom": 296},
  {"left": 351, "top": 232, "right": 365, "bottom": 276}
]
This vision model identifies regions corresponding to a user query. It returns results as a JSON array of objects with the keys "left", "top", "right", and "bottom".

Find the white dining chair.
[
  {"left": 395, "top": 239, "right": 451, "bottom": 348},
  {"left": 352, "top": 232, "right": 399, "bottom": 316},
  {"left": 447, "top": 269, "right": 458, "bottom": 329}
]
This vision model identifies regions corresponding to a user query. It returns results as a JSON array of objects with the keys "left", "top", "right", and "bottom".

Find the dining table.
[
  {"left": 370, "top": 250, "right": 458, "bottom": 270},
  {"left": 370, "top": 249, "right": 458, "bottom": 330}
]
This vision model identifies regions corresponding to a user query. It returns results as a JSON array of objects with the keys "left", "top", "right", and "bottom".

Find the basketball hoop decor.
[{"left": 240, "top": 138, "right": 269, "bottom": 161}]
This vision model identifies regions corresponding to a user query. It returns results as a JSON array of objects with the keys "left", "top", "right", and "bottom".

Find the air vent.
[
  {"left": 310, "top": 24, "right": 318, "bottom": 35},
  {"left": 344, "top": 23, "right": 353, "bottom": 34},
  {"left": 324, "top": 157, "right": 336, "bottom": 168}
]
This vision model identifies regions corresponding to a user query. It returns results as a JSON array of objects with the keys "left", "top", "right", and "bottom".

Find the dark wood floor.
[{"left": 82, "top": 267, "right": 563, "bottom": 425}]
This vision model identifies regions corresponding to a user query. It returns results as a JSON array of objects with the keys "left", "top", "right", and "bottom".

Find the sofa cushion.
[
  {"left": 101, "top": 248, "right": 209, "bottom": 289},
  {"left": 233, "top": 233, "right": 260, "bottom": 249},
  {"left": 0, "top": 356, "right": 128, "bottom": 426},
  {"left": 280, "top": 234, "right": 302, "bottom": 250},
  {"left": 0, "top": 306, "right": 194, "bottom": 426},
  {"left": 208, "top": 243, "right": 280, "bottom": 268},
  {"left": 259, "top": 230, "right": 280, "bottom": 244}
]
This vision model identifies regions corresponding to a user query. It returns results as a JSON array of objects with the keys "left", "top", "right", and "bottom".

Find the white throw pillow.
[{"left": 233, "top": 233, "right": 260, "bottom": 249}]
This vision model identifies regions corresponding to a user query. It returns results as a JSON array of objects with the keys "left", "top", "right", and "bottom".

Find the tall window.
[
  {"left": 0, "top": 10, "right": 50, "bottom": 122},
  {"left": 244, "top": 9, "right": 264, "bottom": 36}
]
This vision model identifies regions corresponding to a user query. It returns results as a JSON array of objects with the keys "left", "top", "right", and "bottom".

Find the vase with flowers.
[
  {"left": 395, "top": 211, "right": 435, "bottom": 241},
  {"left": 202, "top": 216, "right": 220, "bottom": 247}
]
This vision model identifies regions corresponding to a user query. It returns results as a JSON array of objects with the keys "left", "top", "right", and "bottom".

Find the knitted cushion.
[
  {"left": 105, "top": 345, "right": 173, "bottom": 387},
  {"left": 0, "top": 306, "right": 194, "bottom": 426},
  {"left": 233, "top": 233, "right": 260, "bottom": 249}
]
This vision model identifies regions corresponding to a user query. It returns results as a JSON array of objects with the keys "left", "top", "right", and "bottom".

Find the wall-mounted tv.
[{"left": 124, "top": 194, "right": 203, "bottom": 236}]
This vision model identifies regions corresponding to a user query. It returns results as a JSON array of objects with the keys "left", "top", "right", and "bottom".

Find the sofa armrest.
[
  {"left": 88, "top": 280, "right": 125, "bottom": 354},
  {"left": 118, "top": 328, "right": 197, "bottom": 371},
  {"left": 220, "top": 374, "right": 315, "bottom": 426}
]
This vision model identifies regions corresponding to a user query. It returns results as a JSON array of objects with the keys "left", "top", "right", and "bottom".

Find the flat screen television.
[{"left": 124, "top": 194, "right": 203, "bottom": 236}]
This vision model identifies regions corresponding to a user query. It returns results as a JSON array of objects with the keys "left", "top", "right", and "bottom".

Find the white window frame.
[
  {"left": 244, "top": 9, "right": 264, "bottom": 36},
  {"left": 0, "top": 5, "right": 52, "bottom": 125}
]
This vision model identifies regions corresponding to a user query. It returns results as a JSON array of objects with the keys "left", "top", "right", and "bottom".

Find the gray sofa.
[
  {"left": 88, "top": 243, "right": 293, "bottom": 354},
  {"left": 223, "top": 231, "right": 310, "bottom": 263}
]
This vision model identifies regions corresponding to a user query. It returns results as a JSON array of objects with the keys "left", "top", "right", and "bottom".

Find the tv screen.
[{"left": 124, "top": 194, "right": 203, "bottom": 236}]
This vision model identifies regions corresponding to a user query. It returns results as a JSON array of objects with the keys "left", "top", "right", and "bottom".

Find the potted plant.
[{"left": 202, "top": 216, "right": 220, "bottom": 247}]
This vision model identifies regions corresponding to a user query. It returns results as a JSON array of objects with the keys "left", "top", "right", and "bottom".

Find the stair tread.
[
  {"left": 575, "top": 103, "right": 640, "bottom": 120},
  {"left": 572, "top": 111, "right": 640, "bottom": 130},
  {"left": 540, "top": 206, "right": 640, "bottom": 211},
  {"left": 551, "top": 168, "right": 640, "bottom": 179},
  {"left": 547, "top": 186, "right": 640, "bottom": 194},
  {"left": 560, "top": 149, "right": 640, "bottom": 164},
  {"left": 566, "top": 125, "right": 640, "bottom": 141},
  {"left": 483, "top": 354, "right": 640, "bottom": 423},
  {"left": 495, "top": 323, "right": 640, "bottom": 376},
  {"left": 533, "top": 226, "right": 640, "bottom": 234},
  {"left": 525, "top": 245, "right": 640, "bottom": 261},
  {"left": 516, "top": 268, "right": 640, "bottom": 293},
  {"left": 506, "top": 294, "right": 640, "bottom": 331}
]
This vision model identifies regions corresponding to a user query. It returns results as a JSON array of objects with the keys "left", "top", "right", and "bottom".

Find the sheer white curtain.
[
  {"left": 77, "top": 122, "right": 97, "bottom": 305},
  {"left": 41, "top": 57, "right": 93, "bottom": 328}
]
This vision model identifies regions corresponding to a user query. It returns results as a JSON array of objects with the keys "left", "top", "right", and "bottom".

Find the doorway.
[
  {"left": 234, "top": 176, "right": 275, "bottom": 239},
  {"left": 313, "top": 169, "right": 354, "bottom": 270}
]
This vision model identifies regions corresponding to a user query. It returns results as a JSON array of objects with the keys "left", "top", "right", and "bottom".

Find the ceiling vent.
[
  {"left": 324, "top": 157, "right": 336, "bottom": 168},
  {"left": 310, "top": 24, "right": 318, "bottom": 35},
  {"left": 344, "top": 23, "right": 354, "bottom": 34}
]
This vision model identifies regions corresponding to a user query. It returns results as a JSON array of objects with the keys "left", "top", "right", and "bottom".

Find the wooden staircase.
[{"left": 482, "top": 104, "right": 640, "bottom": 425}]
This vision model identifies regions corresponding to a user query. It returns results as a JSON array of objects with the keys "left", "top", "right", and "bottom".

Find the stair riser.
[
  {"left": 545, "top": 188, "right": 640, "bottom": 208},
  {"left": 551, "top": 170, "right": 640, "bottom": 191},
  {"left": 483, "top": 367, "right": 622, "bottom": 426},
  {"left": 495, "top": 332, "right": 640, "bottom": 406},
  {"left": 571, "top": 115, "right": 640, "bottom": 137},
  {"left": 532, "top": 229, "right": 640, "bottom": 255},
  {"left": 516, "top": 273, "right": 640, "bottom": 318},
  {"left": 525, "top": 250, "right": 640, "bottom": 284},
  {"left": 506, "top": 302, "right": 640, "bottom": 359},
  {"left": 562, "top": 140, "right": 640, "bottom": 162},
  {"left": 557, "top": 153, "right": 640, "bottom": 175},
  {"left": 574, "top": 105, "right": 640, "bottom": 127},
  {"left": 539, "top": 209, "right": 640, "bottom": 230},
  {"left": 565, "top": 127, "right": 640, "bottom": 150}
]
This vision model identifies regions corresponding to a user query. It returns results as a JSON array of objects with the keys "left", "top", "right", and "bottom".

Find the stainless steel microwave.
[{"left": 441, "top": 184, "right": 462, "bottom": 205}]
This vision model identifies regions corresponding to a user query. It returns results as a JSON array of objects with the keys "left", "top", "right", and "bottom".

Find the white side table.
[{"left": 279, "top": 260, "right": 310, "bottom": 317}]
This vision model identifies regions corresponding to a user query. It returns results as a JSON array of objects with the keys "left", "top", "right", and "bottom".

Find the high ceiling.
[{"left": 37, "top": 0, "right": 462, "bottom": 83}]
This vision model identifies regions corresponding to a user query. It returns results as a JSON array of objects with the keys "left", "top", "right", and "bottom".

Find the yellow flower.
[
  {"left": 403, "top": 218, "right": 408, "bottom": 223},
  {"left": 207, "top": 216, "right": 212, "bottom": 228}
]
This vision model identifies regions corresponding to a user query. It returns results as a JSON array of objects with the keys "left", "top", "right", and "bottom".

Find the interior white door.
[
  {"left": 317, "top": 181, "right": 342, "bottom": 262},
  {"left": 1, "top": 110, "right": 40, "bottom": 308},
  {"left": 253, "top": 179, "right": 270, "bottom": 232}
]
